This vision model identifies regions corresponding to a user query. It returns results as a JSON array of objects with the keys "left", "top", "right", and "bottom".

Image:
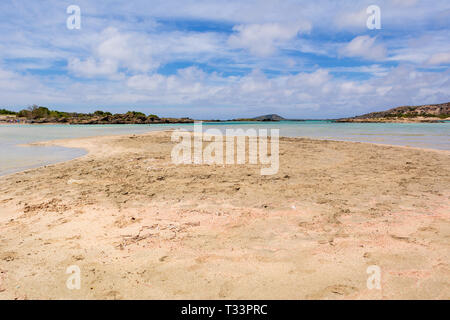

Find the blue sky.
[{"left": 0, "top": 0, "right": 449, "bottom": 119}]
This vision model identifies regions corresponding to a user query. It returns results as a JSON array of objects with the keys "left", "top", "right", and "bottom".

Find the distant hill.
[
  {"left": 232, "top": 114, "right": 286, "bottom": 121},
  {"left": 252, "top": 114, "right": 286, "bottom": 121},
  {"left": 336, "top": 102, "right": 450, "bottom": 123}
]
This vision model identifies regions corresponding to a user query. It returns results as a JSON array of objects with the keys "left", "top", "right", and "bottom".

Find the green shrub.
[
  {"left": 0, "top": 108, "right": 16, "bottom": 115},
  {"left": 126, "top": 111, "right": 147, "bottom": 118},
  {"left": 17, "top": 109, "right": 30, "bottom": 118},
  {"left": 48, "top": 110, "right": 69, "bottom": 118},
  {"left": 94, "top": 110, "right": 112, "bottom": 116},
  {"left": 27, "top": 105, "right": 50, "bottom": 119}
]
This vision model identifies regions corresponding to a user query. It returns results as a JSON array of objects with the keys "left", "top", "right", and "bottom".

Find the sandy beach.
[{"left": 0, "top": 131, "right": 449, "bottom": 299}]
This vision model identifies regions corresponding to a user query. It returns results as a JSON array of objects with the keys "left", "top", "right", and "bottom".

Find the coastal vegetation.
[
  {"left": 0, "top": 105, "right": 193, "bottom": 124},
  {"left": 0, "top": 108, "right": 17, "bottom": 115},
  {"left": 336, "top": 102, "right": 450, "bottom": 123}
]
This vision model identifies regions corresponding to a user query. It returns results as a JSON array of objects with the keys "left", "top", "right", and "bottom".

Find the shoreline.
[
  {"left": 2, "top": 119, "right": 449, "bottom": 125},
  {"left": 334, "top": 118, "right": 448, "bottom": 123},
  {"left": 1, "top": 129, "right": 448, "bottom": 179}
]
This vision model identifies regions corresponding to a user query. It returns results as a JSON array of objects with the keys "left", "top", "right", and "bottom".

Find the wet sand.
[{"left": 0, "top": 131, "right": 449, "bottom": 299}]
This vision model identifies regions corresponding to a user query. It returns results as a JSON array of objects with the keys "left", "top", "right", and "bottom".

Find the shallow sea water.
[{"left": 1, "top": 121, "right": 449, "bottom": 176}]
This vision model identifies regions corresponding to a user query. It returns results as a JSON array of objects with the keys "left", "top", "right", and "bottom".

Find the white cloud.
[
  {"left": 339, "top": 36, "right": 387, "bottom": 61},
  {"left": 127, "top": 74, "right": 166, "bottom": 91},
  {"left": 68, "top": 57, "right": 119, "bottom": 78},
  {"left": 1, "top": 61, "right": 449, "bottom": 118},
  {"left": 66, "top": 27, "right": 228, "bottom": 78},
  {"left": 329, "top": 65, "right": 389, "bottom": 77},
  {"left": 385, "top": 31, "right": 450, "bottom": 64},
  {"left": 427, "top": 52, "right": 450, "bottom": 65},
  {"left": 119, "top": 64, "right": 450, "bottom": 118},
  {"left": 228, "top": 22, "right": 311, "bottom": 56},
  {"left": 0, "top": 66, "right": 73, "bottom": 106},
  {"left": 392, "top": 0, "right": 418, "bottom": 6},
  {"left": 68, "top": 27, "right": 158, "bottom": 78},
  {"left": 334, "top": 8, "right": 367, "bottom": 30}
]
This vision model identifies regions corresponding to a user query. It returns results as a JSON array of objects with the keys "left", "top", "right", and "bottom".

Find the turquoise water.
[
  {"left": 1, "top": 121, "right": 449, "bottom": 176},
  {"left": 0, "top": 123, "right": 188, "bottom": 176},
  {"left": 204, "top": 120, "right": 450, "bottom": 150}
]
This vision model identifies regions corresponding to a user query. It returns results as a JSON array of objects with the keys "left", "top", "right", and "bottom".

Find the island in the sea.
[
  {"left": 335, "top": 102, "right": 450, "bottom": 123},
  {"left": 233, "top": 114, "right": 286, "bottom": 121}
]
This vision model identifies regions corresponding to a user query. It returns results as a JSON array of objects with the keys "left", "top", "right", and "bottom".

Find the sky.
[{"left": 0, "top": 0, "right": 449, "bottom": 119}]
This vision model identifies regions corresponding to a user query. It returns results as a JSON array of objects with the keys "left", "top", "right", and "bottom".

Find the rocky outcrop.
[
  {"left": 24, "top": 116, "right": 194, "bottom": 124},
  {"left": 60, "top": 115, "right": 193, "bottom": 125},
  {"left": 0, "top": 109, "right": 194, "bottom": 124},
  {"left": 335, "top": 102, "right": 450, "bottom": 123}
]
